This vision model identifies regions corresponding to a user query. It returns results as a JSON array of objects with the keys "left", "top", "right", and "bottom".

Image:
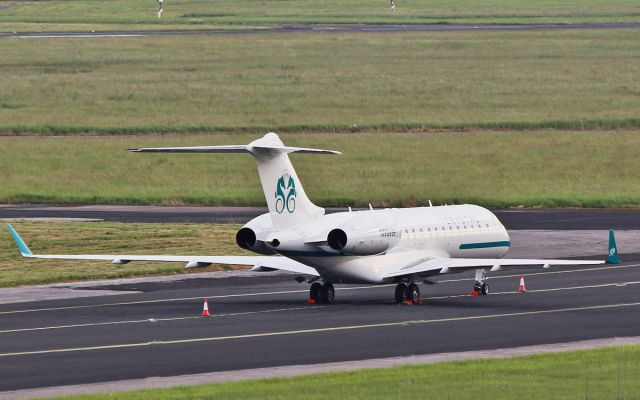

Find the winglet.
[
  {"left": 7, "top": 224, "right": 33, "bottom": 257},
  {"left": 606, "top": 228, "right": 620, "bottom": 264}
]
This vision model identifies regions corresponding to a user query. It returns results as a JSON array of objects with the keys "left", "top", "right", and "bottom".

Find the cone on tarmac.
[
  {"left": 518, "top": 275, "right": 526, "bottom": 293},
  {"left": 202, "top": 298, "right": 210, "bottom": 316}
]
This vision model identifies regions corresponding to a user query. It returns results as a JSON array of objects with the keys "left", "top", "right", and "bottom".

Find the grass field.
[
  {"left": 0, "top": 221, "right": 246, "bottom": 287},
  {"left": 1, "top": 131, "right": 639, "bottom": 208},
  {"left": 1, "top": 29, "right": 640, "bottom": 134},
  {"left": 60, "top": 344, "right": 640, "bottom": 399},
  {"left": 1, "top": 0, "right": 638, "bottom": 32}
]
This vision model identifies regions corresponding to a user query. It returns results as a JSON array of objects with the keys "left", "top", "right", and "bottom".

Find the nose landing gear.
[{"left": 471, "top": 269, "right": 489, "bottom": 296}]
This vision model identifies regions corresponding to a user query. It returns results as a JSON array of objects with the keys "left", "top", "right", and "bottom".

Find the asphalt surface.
[
  {"left": 2, "top": 205, "right": 640, "bottom": 229},
  {"left": 1, "top": 256, "right": 640, "bottom": 393},
  {"left": 3, "top": 23, "right": 640, "bottom": 39},
  {"left": 1, "top": 208, "right": 640, "bottom": 395}
]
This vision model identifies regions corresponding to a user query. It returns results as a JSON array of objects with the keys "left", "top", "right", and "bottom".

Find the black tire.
[
  {"left": 480, "top": 282, "right": 489, "bottom": 296},
  {"left": 309, "top": 282, "right": 321, "bottom": 302},
  {"left": 319, "top": 282, "right": 335, "bottom": 304},
  {"left": 407, "top": 283, "right": 420, "bottom": 303},
  {"left": 394, "top": 284, "right": 407, "bottom": 303}
]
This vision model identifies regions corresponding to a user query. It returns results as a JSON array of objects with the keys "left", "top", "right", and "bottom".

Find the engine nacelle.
[
  {"left": 235, "top": 214, "right": 276, "bottom": 255},
  {"left": 327, "top": 223, "right": 401, "bottom": 256}
]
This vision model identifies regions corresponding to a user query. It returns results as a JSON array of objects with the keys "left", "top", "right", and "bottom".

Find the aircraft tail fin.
[{"left": 131, "top": 132, "right": 340, "bottom": 229}]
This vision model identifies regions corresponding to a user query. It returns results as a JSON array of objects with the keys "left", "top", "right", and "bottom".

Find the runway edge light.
[{"left": 606, "top": 229, "right": 620, "bottom": 264}]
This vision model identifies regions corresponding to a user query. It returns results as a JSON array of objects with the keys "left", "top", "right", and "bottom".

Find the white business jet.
[{"left": 8, "top": 132, "right": 619, "bottom": 304}]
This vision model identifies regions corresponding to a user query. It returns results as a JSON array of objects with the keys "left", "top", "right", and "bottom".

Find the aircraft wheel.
[
  {"left": 319, "top": 283, "right": 335, "bottom": 304},
  {"left": 394, "top": 284, "right": 407, "bottom": 303},
  {"left": 309, "top": 282, "right": 321, "bottom": 302},
  {"left": 480, "top": 282, "right": 490, "bottom": 296},
  {"left": 407, "top": 283, "right": 420, "bottom": 304}
]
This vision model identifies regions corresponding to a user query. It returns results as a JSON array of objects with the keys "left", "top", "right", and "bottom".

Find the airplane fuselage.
[{"left": 246, "top": 204, "right": 510, "bottom": 284}]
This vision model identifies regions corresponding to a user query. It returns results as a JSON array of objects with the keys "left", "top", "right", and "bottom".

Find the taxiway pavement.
[
  {"left": 3, "top": 23, "right": 640, "bottom": 39},
  {"left": 1, "top": 255, "right": 640, "bottom": 395},
  {"left": 1, "top": 209, "right": 639, "bottom": 397},
  {"left": 2, "top": 205, "right": 640, "bottom": 229}
]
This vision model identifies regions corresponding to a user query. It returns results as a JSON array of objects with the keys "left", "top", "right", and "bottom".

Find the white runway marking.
[
  {"left": 438, "top": 262, "right": 640, "bottom": 283},
  {"left": 1, "top": 263, "right": 638, "bottom": 316},
  {"left": 3, "top": 278, "right": 637, "bottom": 334},
  {"left": 0, "top": 306, "right": 321, "bottom": 334},
  {"left": 0, "top": 286, "right": 376, "bottom": 316},
  {"left": 2, "top": 301, "right": 640, "bottom": 358},
  {"left": 427, "top": 280, "right": 640, "bottom": 300}
]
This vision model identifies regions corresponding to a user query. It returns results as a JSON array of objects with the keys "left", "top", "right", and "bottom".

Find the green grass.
[
  {"left": 1, "top": 0, "right": 639, "bottom": 31},
  {"left": 1, "top": 29, "right": 640, "bottom": 134},
  {"left": 61, "top": 344, "right": 640, "bottom": 399},
  {"left": 0, "top": 221, "right": 247, "bottom": 287},
  {"left": 1, "top": 131, "right": 639, "bottom": 208}
]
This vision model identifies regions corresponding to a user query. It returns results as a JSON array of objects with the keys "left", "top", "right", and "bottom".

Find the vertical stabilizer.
[
  {"left": 130, "top": 132, "right": 341, "bottom": 229},
  {"left": 248, "top": 133, "right": 337, "bottom": 228}
]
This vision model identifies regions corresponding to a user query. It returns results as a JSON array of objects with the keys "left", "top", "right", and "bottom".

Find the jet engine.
[
  {"left": 326, "top": 213, "right": 401, "bottom": 256},
  {"left": 235, "top": 214, "right": 276, "bottom": 255}
]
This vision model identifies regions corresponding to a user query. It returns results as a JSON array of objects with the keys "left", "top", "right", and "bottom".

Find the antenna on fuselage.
[
  {"left": 369, "top": 203, "right": 373, "bottom": 211},
  {"left": 428, "top": 200, "right": 433, "bottom": 207},
  {"left": 348, "top": 206, "right": 352, "bottom": 212}
]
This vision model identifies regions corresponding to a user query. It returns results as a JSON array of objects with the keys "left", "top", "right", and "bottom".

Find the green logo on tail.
[{"left": 275, "top": 173, "right": 296, "bottom": 213}]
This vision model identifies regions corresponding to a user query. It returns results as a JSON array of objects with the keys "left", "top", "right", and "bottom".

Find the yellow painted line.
[
  {"left": 2, "top": 301, "right": 640, "bottom": 358},
  {"left": 0, "top": 306, "right": 322, "bottom": 335}
]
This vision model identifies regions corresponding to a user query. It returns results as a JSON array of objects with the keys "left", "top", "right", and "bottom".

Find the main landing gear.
[
  {"left": 394, "top": 282, "right": 421, "bottom": 304},
  {"left": 309, "top": 282, "right": 335, "bottom": 304},
  {"left": 471, "top": 269, "right": 489, "bottom": 296}
]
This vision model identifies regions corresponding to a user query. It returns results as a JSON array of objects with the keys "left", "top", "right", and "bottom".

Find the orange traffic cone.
[
  {"left": 202, "top": 298, "right": 210, "bottom": 316},
  {"left": 518, "top": 275, "right": 526, "bottom": 293}
]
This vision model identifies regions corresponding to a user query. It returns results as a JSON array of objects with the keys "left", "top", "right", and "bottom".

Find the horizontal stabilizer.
[
  {"left": 129, "top": 133, "right": 340, "bottom": 156},
  {"left": 129, "top": 145, "right": 252, "bottom": 154}
]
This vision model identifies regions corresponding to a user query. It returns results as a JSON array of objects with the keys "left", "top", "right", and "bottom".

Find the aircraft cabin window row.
[{"left": 402, "top": 219, "right": 498, "bottom": 239}]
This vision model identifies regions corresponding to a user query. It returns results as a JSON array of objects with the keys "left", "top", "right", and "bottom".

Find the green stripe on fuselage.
[{"left": 459, "top": 241, "right": 511, "bottom": 250}]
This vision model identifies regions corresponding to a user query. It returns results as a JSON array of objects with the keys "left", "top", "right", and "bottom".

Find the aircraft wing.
[
  {"left": 7, "top": 224, "right": 319, "bottom": 276},
  {"left": 384, "top": 229, "right": 618, "bottom": 279},
  {"left": 382, "top": 257, "right": 604, "bottom": 279}
]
